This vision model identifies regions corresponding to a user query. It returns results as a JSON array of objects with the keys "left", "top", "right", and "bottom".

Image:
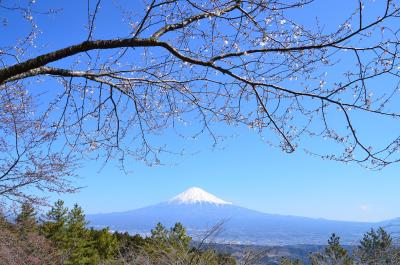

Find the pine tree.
[
  {"left": 310, "top": 233, "right": 353, "bottom": 265},
  {"left": 356, "top": 228, "right": 393, "bottom": 265},
  {"left": 89, "top": 227, "right": 118, "bottom": 261},
  {"left": 41, "top": 200, "right": 69, "bottom": 251},
  {"left": 146, "top": 222, "right": 169, "bottom": 259},
  {"left": 114, "top": 222, "right": 237, "bottom": 265},
  {"left": 16, "top": 201, "right": 37, "bottom": 235},
  {"left": 170, "top": 222, "right": 191, "bottom": 249},
  {"left": 64, "top": 204, "right": 99, "bottom": 265},
  {"left": 42, "top": 201, "right": 99, "bottom": 265},
  {"left": 114, "top": 232, "right": 146, "bottom": 262},
  {"left": 151, "top": 222, "right": 168, "bottom": 240}
]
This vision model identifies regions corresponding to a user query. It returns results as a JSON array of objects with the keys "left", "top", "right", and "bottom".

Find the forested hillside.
[
  {"left": 0, "top": 201, "right": 236, "bottom": 265},
  {"left": 1, "top": 201, "right": 399, "bottom": 264}
]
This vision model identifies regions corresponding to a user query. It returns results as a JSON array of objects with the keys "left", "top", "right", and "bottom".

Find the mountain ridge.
[{"left": 87, "top": 187, "right": 399, "bottom": 245}]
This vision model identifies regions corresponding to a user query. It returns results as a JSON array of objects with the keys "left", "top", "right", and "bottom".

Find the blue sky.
[
  {"left": 60, "top": 128, "right": 400, "bottom": 222},
  {"left": 2, "top": 0, "right": 400, "bottom": 222}
]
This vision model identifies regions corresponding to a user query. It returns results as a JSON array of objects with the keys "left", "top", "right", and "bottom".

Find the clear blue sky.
[
  {"left": 59, "top": 130, "right": 400, "bottom": 222},
  {"left": 3, "top": 0, "right": 399, "bottom": 222}
]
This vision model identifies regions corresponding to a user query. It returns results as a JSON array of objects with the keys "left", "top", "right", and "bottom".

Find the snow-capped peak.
[{"left": 169, "top": 187, "right": 232, "bottom": 205}]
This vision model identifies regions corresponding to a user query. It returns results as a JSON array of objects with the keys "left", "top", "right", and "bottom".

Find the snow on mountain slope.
[
  {"left": 87, "top": 187, "right": 392, "bottom": 245},
  {"left": 169, "top": 187, "right": 232, "bottom": 205}
]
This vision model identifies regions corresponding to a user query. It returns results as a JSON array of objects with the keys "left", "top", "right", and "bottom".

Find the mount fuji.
[{"left": 87, "top": 187, "right": 398, "bottom": 245}]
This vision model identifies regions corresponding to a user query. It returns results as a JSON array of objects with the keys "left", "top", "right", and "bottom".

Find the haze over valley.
[{"left": 87, "top": 187, "right": 400, "bottom": 245}]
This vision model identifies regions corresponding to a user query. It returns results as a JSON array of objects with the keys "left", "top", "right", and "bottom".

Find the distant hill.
[{"left": 87, "top": 187, "right": 399, "bottom": 245}]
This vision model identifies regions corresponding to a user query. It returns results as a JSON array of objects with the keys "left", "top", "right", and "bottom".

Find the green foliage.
[
  {"left": 4, "top": 202, "right": 239, "bottom": 264},
  {"left": 169, "top": 222, "right": 191, "bottom": 248},
  {"left": 146, "top": 222, "right": 184, "bottom": 262},
  {"left": 146, "top": 222, "right": 192, "bottom": 259},
  {"left": 42, "top": 201, "right": 100, "bottom": 264},
  {"left": 89, "top": 228, "right": 118, "bottom": 261},
  {"left": 16, "top": 201, "right": 37, "bottom": 235},
  {"left": 150, "top": 222, "right": 169, "bottom": 240},
  {"left": 15, "top": 201, "right": 400, "bottom": 265},
  {"left": 356, "top": 227, "right": 394, "bottom": 265},
  {"left": 64, "top": 204, "right": 99, "bottom": 264},
  {"left": 138, "top": 222, "right": 236, "bottom": 265},
  {"left": 310, "top": 233, "right": 352, "bottom": 265},
  {"left": 114, "top": 231, "right": 146, "bottom": 258},
  {"left": 41, "top": 199, "right": 69, "bottom": 248}
]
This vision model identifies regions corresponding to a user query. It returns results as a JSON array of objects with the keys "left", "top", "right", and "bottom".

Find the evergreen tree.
[
  {"left": 356, "top": 228, "right": 393, "bottom": 265},
  {"left": 170, "top": 222, "right": 191, "bottom": 249},
  {"left": 146, "top": 222, "right": 170, "bottom": 259},
  {"left": 114, "top": 232, "right": 146, "bottom": 262},
  {"left": 145, "top": 222, "right": 237, "bottom": 265},
  {"left": 310, "top": 233, "right": 353, "bottom": 265},
  {"left": 64, "top": 204, "right": 99, "bottom": 265},
  {"left": 16, "top": 201, "right": 37, "bottom": 235},
  {"left": 42, "top": 201, "right": 99, "bottom": 265},
  {"left": 39, "top": 209, "right": 239, "bottom": 265},
  {"left": 41, "top": 199, "right": 69, "bottom": 248},
  {"left": 151, "top": 222, "right": 168, "bottom": 240},
  {"left": 89, "top": 227, "right": 118, "bottom": 261},
  {"left": 108, "top": 222, "right": 239, "bottom": 265}
]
